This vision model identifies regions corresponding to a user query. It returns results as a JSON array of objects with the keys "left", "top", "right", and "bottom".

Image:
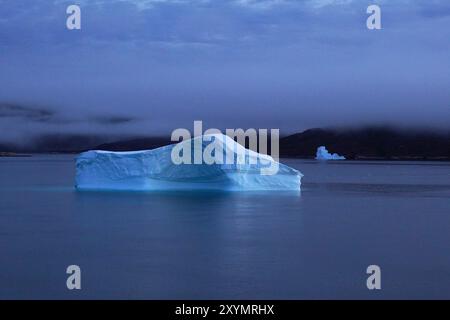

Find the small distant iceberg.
[
  {"left": 315, "top": 146, "right": 345, "bottom": 160},
  {"left": 75, "top": 134, "right": 303, "bottom": 192}
]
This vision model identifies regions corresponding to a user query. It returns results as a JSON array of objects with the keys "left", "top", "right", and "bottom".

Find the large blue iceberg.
[{"left": 76, "top": 134, "right": 302, "bottom": 191}]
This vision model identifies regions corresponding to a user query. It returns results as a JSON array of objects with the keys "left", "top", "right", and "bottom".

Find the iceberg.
[
  {"left": 315, "top": 146, "right": 345, "bottom": 160},
  {"left": 75, "top": 134, "right": 302, "bottom": 191}
]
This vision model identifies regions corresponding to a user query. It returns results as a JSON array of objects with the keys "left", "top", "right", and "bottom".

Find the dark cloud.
[
  {"left": 0, "top": 104, "right": 54, "bottom": 122},
  {"left": 90, "top": 116, "right": 135, "bottom": 125},
  {"left": 0, "top": 103, "right": 136, "bottom": 125}
]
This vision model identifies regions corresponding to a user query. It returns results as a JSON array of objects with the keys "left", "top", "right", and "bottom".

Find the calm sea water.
[{"left": 0, "top": 155, "right": 449, "bottom": 299}]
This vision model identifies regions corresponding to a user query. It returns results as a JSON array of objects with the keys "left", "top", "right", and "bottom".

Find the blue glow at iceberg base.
[{"left": 75, "top": 134, "right": 303, "bottom": 191}]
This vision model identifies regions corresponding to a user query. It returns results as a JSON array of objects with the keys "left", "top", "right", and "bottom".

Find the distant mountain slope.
[
  {"left": 280, "top": 128, "right": 450, "bottom": 160},
  {"left": 92, "top": 128, "right": 450, "bottom": 160},
  {"left": 1, "top": 127, "right": 450, "bottom": 160},
  {"left": 94, "top": 137, "right": 171, "bottom": 152}
]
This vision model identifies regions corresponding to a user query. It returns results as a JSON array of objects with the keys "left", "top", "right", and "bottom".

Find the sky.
[{"left": 0, "top": 0, "right": 449, "bottom": 144}]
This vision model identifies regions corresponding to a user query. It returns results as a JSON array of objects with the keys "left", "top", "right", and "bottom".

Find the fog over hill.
[{"left": 2, "top": 127, "right": 450, "bottom": 161}]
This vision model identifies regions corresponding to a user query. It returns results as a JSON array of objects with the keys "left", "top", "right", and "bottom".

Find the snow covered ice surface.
[
  {"left": 315, "top": 146, "right": 346, "bottom": 160},
  {"left": 75, "top": 134, "right": 302, "bottom": 191}
]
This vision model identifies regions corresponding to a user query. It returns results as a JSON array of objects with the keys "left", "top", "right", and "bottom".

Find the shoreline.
[{"left": 0, "top": 152, "right": 32, "bottom": 158}]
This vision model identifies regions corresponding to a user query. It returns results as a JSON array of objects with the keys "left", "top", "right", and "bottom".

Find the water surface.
[{"left": 1, "top": 155, "right": 449, "bottom": 299}]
